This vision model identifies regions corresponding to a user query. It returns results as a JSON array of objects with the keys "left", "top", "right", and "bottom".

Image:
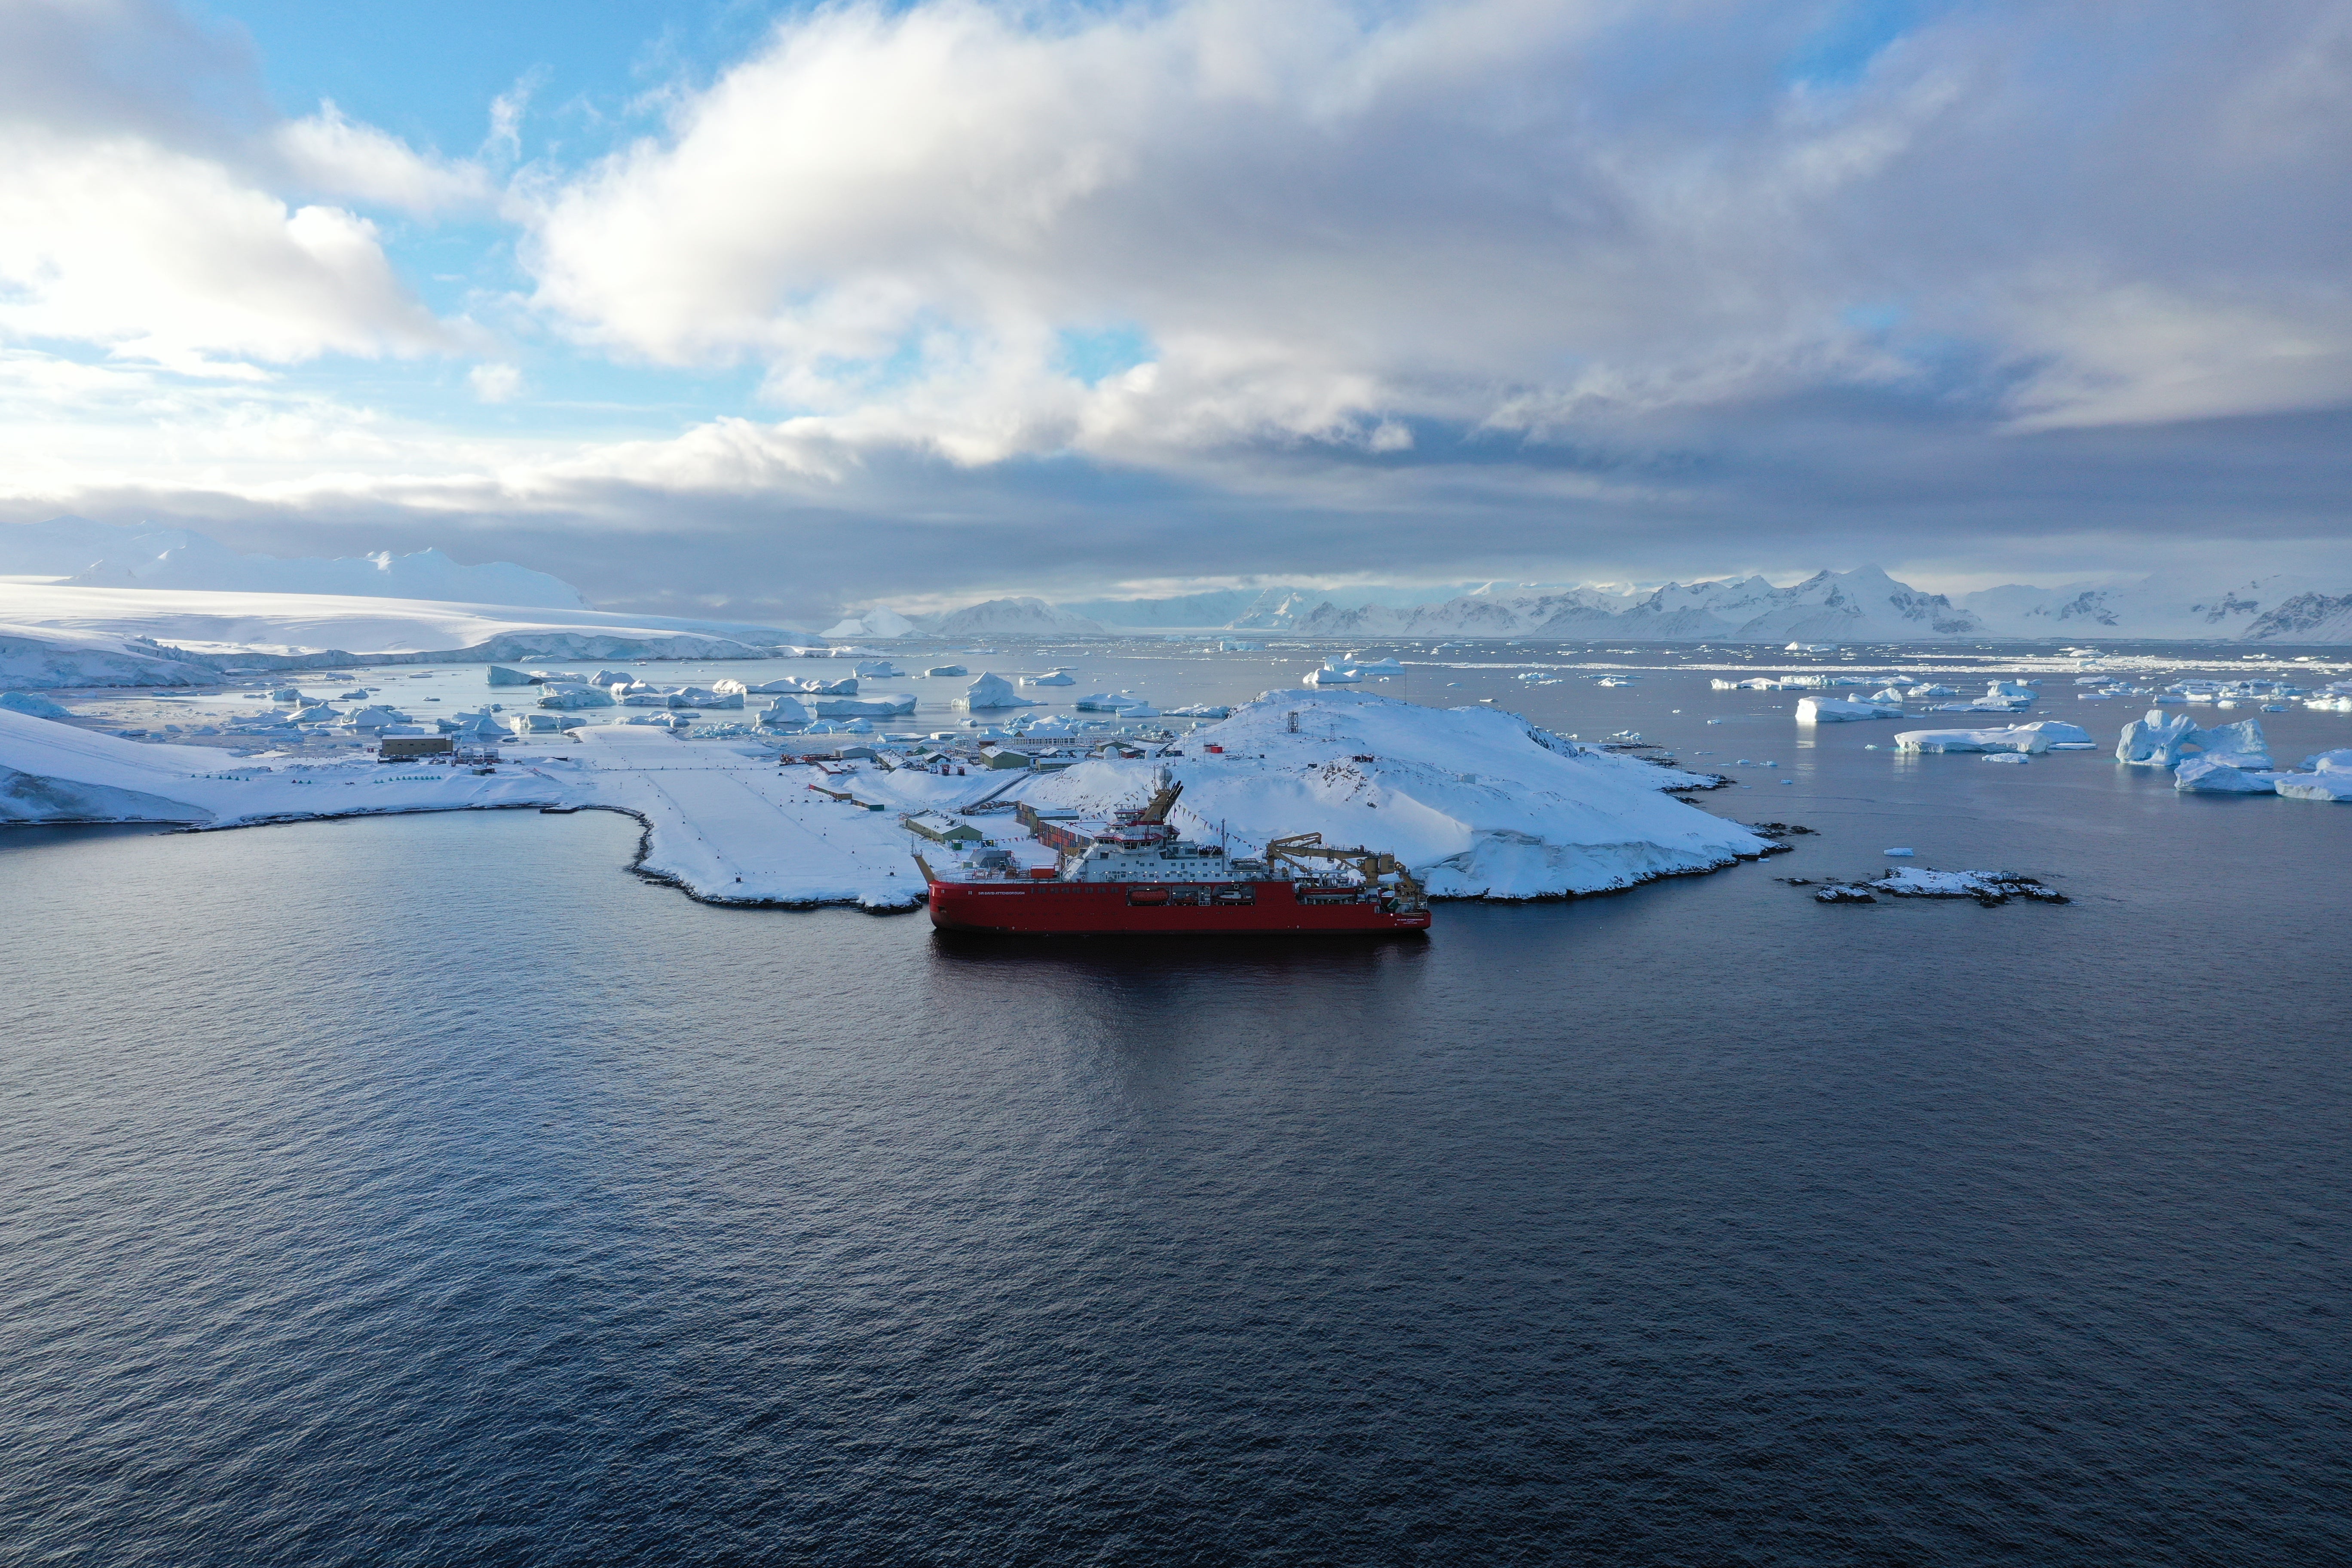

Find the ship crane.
[{"left": 1263, "top": 833, "right": 1429, "bottom": 909}]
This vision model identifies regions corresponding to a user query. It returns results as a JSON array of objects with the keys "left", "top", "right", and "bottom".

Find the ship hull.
[{"left": 928, "top": 877, "right": 1430, "bottom": 935}]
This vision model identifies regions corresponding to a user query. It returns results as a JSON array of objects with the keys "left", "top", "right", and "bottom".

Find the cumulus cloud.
[
  {"left": 519, "top": 0, "right": 2352, "bottom": 463},
  {"left": 273, "top": 102, "right": 491, "bottom": 214},
  {"left": 469, "top": 362, "right": 524, "bottom": 403},
  {"left": 0, "top": 0, "right": 456, "bottom": 369}
]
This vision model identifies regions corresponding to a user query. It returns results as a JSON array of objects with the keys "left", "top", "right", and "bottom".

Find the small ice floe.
[
  {"left": 1814, "top": 868, "right": 2066, "bottom": 906},
  {"left": 1983, "top": 753, "right": 2031, "bottom": 765},
  {"left": 1164, "top": 704, "right": 1232, "bottom": 719},
  {"left": 1073, "top": 691, "right": 1149, "bottom": 712},
  {"left": 925, "top": 665, "right": 968, "bottom": 678},
  {"left": 1022, "top": 670, "right": 1075, "bottom": 686},
  {"left": 1884, "top": 847, "right": 1914, "bottom": 856}
]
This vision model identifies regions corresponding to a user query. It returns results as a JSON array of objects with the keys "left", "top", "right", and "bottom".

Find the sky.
[{"left": 2, "top": 0, "right": 2349, "bottom": 620}]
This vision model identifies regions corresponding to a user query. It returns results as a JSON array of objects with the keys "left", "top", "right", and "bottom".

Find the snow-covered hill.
[
  {"left": 1020, "top": 689, "right": 1764, "bottom": 898},
  {"left": 3, "top": 516, "right": 586, "bottom": 608}
]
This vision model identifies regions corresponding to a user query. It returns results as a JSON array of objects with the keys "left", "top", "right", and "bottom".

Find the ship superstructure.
[{"left": 918, "top": 777, "right": 1431, "bottom": 934}]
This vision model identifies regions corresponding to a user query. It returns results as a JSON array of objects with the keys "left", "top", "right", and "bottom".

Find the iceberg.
[
  {"left": 1022, "top": 670, "right": 1076, "bottom": 687},
  {"left": 487, "top": 665, "right": 538, "bottom": 687},
  {"left": 2272, "top": 772, "right": 2352, "bottom": 802},
  {"left": 760, "top": 695, "right": 810, "bottom": 726},
  {"left": 958, "top": 673, "right": 1031, "bottom": 710},
  {"left": 814, "top": 695, "right": 918, "bottom": 718},
  {"left": 1072, "top": 692, "right": 1148, "bottom": 712},
  {"left": 2116, "top": 711, "right": 2268, "bottom": 767},
  {"left": 1, "top": 692, "right": 74, "bottom": 720},
  {"left": 1896, "top": 721, "right": 2091, "bottom": 753},
  {"left": 1795, "top": 697, "right": 1900, "bottom": 723},
  {"left": 2303, "top": 748, "right": 2352, "bottom": 772},
  {"left": 537, "top": 684, "right": 616, "bottom": 710},
  {"left": 1304, "top": 665, "right": 1363, "bottom": 685},
  {"left": 2174, "top": 756, "right": 2278, "bottom": 794},
  {"left": 925, "top": 665, "right": 968, "bottom": 677}
]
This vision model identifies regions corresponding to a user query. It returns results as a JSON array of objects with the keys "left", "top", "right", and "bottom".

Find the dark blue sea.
[{"left": 5, "top": 647, "right": 2349, "bottom": 1565}]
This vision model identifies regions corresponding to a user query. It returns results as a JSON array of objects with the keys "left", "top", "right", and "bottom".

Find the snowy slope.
[
  {"left": 1018, "top": 689, "right": 1765, "bottom": 897},
  {"left": 0, "top": 583, "right": 816, "bottom": 669},
  {"left": 2241, "top": 592, "right": 2352, "bottom": 643},
  {"left": 0, "top": 709, "right": 570, "bottom": 824}
]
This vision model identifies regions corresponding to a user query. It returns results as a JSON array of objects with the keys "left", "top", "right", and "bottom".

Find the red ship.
[{"left": 918, "top": 778, "right": 1431, "bottom": 936}]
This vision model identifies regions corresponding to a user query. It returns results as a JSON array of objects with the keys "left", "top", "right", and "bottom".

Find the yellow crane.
[{"left": 1264, "top": 832, "right": 1428, "bottom": 908}]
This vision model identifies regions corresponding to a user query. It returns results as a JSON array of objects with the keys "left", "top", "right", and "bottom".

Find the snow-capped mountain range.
[{"left": 841, "top": 568, "right": 2352, "bottom": 643}]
